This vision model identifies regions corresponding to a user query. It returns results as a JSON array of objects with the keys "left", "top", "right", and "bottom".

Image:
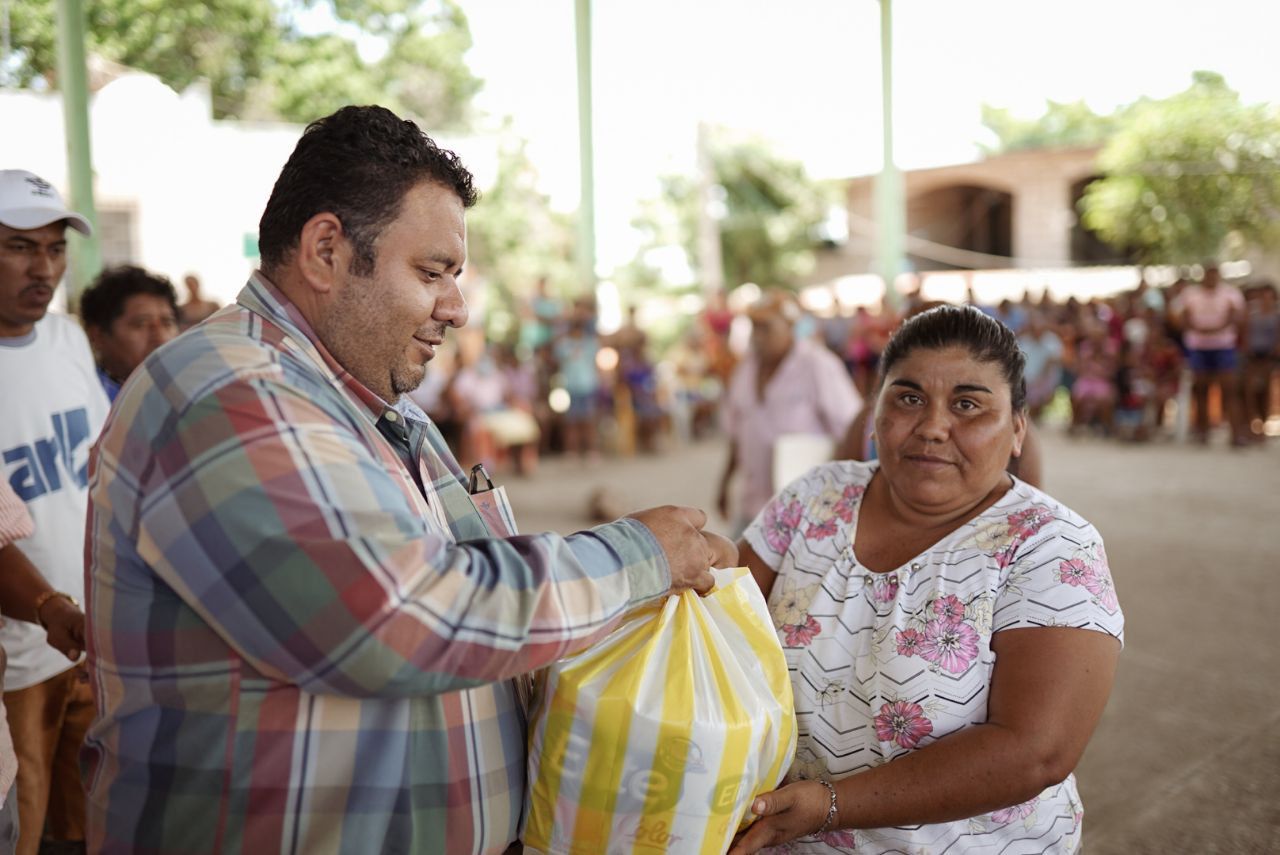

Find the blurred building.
[
  {"left": 847, "top": 146, "right": 1109, "bottom": 270},
  {"left": 808, "top": 146, "right": 1279, "bottom": 297}
]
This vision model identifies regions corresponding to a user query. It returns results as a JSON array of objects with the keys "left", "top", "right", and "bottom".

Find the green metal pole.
[
  {"left": 574, "top": 0, "right": 597, "bottom": 294},
  {"left": 55, "top": 0, "right": 100, "bottom": 310},
  {"left": 875, "top": 0, "right": 905, "bottom": 308}
]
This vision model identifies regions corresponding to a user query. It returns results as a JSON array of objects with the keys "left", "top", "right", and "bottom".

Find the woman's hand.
[
  {"left": 727, "top": 779, "right": 832, "bottom": 855},
  {"left": 703, "top": 530, "right": 738, "bottom": 570}
]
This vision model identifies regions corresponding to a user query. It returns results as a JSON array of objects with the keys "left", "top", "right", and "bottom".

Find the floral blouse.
[{"left": 743, "top": 461, "right": 1124, "bottom": 854}]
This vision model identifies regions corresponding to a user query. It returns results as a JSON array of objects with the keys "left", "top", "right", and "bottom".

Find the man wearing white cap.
[{"left": 0, "top": 169, "right": 106, "bottom": 855}]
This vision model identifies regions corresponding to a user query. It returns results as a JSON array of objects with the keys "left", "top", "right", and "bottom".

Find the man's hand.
[
  {"left": 627, "top": 505, "right": 716, "bottom": 595},
  {"left": 727, "top": 780, "right": 833, "bottom": 854},
  {"left": 40, "top": 596, "right": 86, "bottom": 661}
]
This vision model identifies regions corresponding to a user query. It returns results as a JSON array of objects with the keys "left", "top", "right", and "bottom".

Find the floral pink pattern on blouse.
[{"left": 746, "top": 460, "right": 1123, "bottom": 854}]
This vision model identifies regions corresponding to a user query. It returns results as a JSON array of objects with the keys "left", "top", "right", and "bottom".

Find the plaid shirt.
[{"left": 84, "top": 274, "right": 671, "bottom": 855}]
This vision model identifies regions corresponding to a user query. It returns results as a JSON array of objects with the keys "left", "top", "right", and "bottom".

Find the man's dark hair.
[
  {"left": 80, "top": 265, "right": 179, "bottom": 331},
  {"left": 879, "top": 304, "right": 1027, "bottom": 411},
  {"left": 257, "top": 105, "right": 478, "bottom": 276}
]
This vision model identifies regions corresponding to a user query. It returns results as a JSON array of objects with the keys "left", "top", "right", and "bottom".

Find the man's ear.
[{"left": 295, "top": 213, "right": 350, "bottom": 294}]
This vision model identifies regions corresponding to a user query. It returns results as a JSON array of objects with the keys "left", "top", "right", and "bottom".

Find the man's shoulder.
[
  {"left": 8, "top": 314, "right": 103, "bottom": 395},
  {"left": 35, "top": 311, "right": 93, "bottom": 351},
  {"left": 130, "top": 306, "right": 329, "bottom": 415},
  {"left": 37, "top": 310, "right": 82, "bottom": 334}
]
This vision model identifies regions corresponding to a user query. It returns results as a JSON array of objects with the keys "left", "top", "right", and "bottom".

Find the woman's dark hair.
[
  {"left": 879, "top": 304, "right": 1027, "bottom": 411},
  {"left": 79, "top": 265, "right": 179, "bottom": 331},
  {"left": 257, "top": 105, "right": 478, "bottom": 276}
]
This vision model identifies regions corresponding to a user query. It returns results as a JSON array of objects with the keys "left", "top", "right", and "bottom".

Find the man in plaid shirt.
[{"left": 84, "top": 106, "right": 731, "bottom": 854}]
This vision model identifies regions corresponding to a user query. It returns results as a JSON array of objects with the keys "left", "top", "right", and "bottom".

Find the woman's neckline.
[{"left": 847, "top": 462, "right": 1024, "bottom": 575}]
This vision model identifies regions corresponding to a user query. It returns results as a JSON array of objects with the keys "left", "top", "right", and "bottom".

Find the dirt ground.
[{"left": 503, "top": 429, "right": 1280, "bottom": 853}]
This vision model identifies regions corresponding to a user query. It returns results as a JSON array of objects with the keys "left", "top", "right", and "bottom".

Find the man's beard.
[
  {"left": 389, "top": 360, "right": 427, "bottom": 397},
  {"left": 316, "top": 273, "right": 404, "bottom": 401}
]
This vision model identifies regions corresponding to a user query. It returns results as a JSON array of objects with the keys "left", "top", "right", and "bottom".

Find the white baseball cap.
[{"left": 0, "top": 169, "right": 93, "bottom": 236}]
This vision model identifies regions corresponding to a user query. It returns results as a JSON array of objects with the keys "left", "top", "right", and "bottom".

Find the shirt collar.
[
  {"left": 236, "top": 271, "right": 429, "bottom": 426},
  {"left": 97, "top": 365, "right": 122, "bottom": 402}
]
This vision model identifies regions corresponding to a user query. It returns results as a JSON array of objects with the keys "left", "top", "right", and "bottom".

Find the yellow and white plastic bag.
[{"left": 522, "top": 566, "right": 796, "bottom": 854}]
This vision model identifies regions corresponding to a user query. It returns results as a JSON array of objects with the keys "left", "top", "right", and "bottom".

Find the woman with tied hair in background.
[{"left": 730, "top": 305, "right": 1123, "bottom": 855}]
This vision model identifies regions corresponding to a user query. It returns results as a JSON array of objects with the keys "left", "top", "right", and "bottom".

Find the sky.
[{"left": 459, "top": 0, "right": 1280, "bottom": 273}]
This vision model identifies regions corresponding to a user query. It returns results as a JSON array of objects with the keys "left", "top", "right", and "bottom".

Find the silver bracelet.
[{"left": 815, "top": 778, "right": 839, "bottom": 835}]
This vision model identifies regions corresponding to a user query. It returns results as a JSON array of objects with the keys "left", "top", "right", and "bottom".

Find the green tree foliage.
[
  {"left": 465, "top": 135, "right": 578, "bottom": 341},
  {"left": 1081, "top": 72, "right": 1280, "bottom": 264},
  {"left": 630, "top": 134, "right": 832, "bottom": 293},
  {"left": 5, "top": 0, "right": 481, "bottom": 126},
  {"left": 981, "top": 99, "right": 1124, "bottom": 154}
]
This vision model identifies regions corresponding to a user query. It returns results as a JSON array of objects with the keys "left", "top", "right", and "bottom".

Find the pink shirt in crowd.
[
  {"left": 1175, "top": 284, "right": 1245, "bottom": 350},
  {"left": 724, "top": 338, "right": 863, "bottom": 523},
  {"left": 0, "top": 478, "right": 34, "bottom": 807}
]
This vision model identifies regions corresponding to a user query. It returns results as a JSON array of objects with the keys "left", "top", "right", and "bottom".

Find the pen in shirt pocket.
[{"left": 468, "top": 463, "right": 519, "bottom": 538}]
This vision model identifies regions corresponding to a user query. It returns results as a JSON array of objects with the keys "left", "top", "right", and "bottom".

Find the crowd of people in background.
[
  {"left": 816, "top": 272, "right": 1279, "bottom": 449},
  {"left": 397, "top": 265, "right": 1278, "bottom": 486},
  {"left": 18, "top": 214, "right": 1278, "bottom": 493},
  {"left": 405, "top": 281, "right": 681, "bottom": 477}
]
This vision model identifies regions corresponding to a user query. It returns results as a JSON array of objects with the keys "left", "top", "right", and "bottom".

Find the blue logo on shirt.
[{"left": 3, "top": 408, "right": 93, "bottom": 501}]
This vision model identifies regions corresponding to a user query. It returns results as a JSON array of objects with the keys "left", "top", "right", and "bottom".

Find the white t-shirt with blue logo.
[{"left": 0, "top": 312, "right": 109, "bottom": 689}]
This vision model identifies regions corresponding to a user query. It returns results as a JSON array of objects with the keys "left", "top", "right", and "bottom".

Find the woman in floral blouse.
[{"left": 729, "top": 305, "right": 1123, "bottom": 855}]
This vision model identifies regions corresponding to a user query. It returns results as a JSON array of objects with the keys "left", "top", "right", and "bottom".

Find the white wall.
[{"left": 0, "top": 74, "right": 497, "bottom": 307}]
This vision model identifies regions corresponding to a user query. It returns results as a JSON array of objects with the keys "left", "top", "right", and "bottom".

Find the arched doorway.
[
  {"left": 905, "top": 184, "right": 1013, "bottom": 270},
  {"left": 1070, "top": 176, "right": 1137, "bottom": 264}
]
